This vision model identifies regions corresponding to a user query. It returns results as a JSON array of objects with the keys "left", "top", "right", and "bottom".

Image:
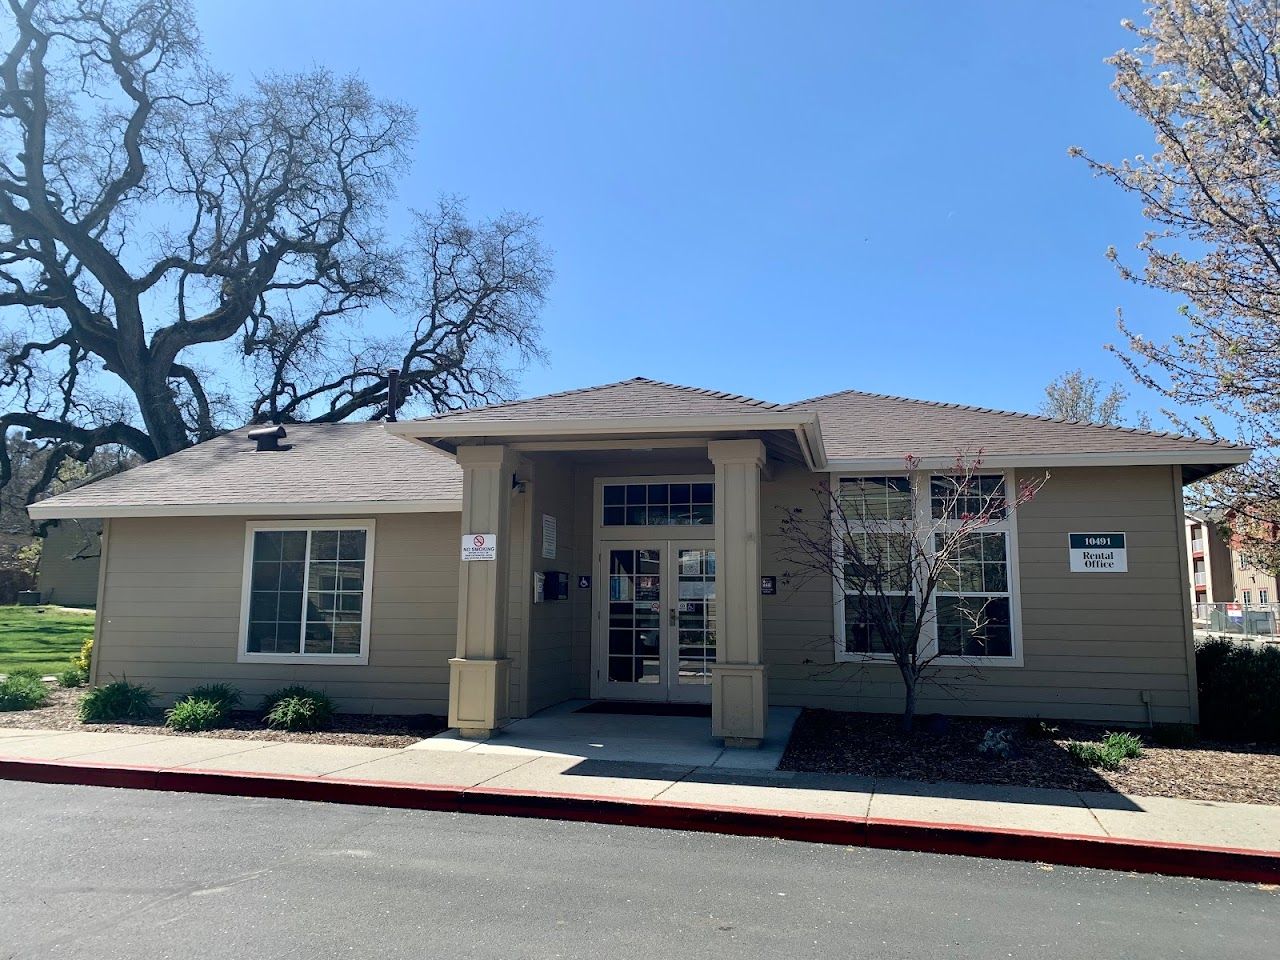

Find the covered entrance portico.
[{"left": 386, "top": 382, "right": 824, "bottom": 748}]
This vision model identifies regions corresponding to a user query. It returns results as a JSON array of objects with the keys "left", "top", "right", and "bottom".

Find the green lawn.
[{"left": 0, "top": 605, "right": 95, "bottom": 676}]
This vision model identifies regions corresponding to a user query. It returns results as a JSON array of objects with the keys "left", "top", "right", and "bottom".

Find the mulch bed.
[
  {"left": 779, "top": 708, "right": 1280, "bottom": 806},
  {"left": 1, "top": 687, "right": 446, "bottom": 749}
]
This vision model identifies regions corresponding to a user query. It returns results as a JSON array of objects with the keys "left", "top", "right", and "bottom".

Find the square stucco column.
[
  {"left": 708, "top": 439, "right": 767, "bottom": 747},
  {"left": 449, "top": 445, "right": 519, "bottom": 738}
]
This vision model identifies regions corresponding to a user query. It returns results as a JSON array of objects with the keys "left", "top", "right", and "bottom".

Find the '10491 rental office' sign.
[{"left": 1068, "top": 532, "right": 1127, "bottom": 573}]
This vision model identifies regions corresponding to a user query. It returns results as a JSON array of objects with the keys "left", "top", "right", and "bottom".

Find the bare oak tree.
[
  {"left": 779, "top": 456, "right": 1047, "bottom": 730},
  {"left": 1071, "top": 0, "right": 1280, "bottom": 565},
  {"left": 0, "top": 0, "right": 549, "bottom": 513}
]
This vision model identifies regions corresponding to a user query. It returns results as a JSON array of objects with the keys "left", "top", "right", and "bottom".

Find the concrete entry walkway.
[{"left": 412, "top": 700, "right": 801, "bottom": 771}]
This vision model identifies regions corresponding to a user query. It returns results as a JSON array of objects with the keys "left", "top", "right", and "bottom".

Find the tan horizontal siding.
[
  {"left": 760, "top": 463, "right": 1197, "bottom": 724},
  {"left": 523, "top": 455, "right": 578, "bottom": 714},
  {"left": 37, "top": 520, "right": 102, "bottom": 607},
  {"left": 96, "top": 513, "right": 460, "bottom": 715}
]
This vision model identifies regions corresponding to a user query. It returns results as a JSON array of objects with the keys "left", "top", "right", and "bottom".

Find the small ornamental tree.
[{"left": 779, "top": 454, "right": 1048, "bottom": 731}]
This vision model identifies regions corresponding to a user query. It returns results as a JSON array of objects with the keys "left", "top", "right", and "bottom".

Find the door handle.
[{"left": 668, "top": 607, "right": 676, "bottom": 626}]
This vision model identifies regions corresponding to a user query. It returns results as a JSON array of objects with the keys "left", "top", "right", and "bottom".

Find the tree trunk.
[
  {"left": 134, "top": 366, "right": 191, "bottom": 458},
  {"left": 900, "top": 674, "right": 918, "bottom": 733}
]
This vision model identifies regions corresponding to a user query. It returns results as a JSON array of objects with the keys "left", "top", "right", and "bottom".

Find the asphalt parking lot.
[{"left": 1, "top": 781, "right": 1275, "bottom": 960}]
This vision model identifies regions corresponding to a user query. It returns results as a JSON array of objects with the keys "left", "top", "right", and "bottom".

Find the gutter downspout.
[{"left": 89, "top": 518, "right": 111, "bottom": 688}]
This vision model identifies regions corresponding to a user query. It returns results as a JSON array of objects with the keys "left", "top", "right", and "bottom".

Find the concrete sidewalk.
[
  {"left": 2, "top": 725, "right": 1278, "bottom": 881},
  {"left": 411, "top": 700, "right": 801, "bottom": 770}
]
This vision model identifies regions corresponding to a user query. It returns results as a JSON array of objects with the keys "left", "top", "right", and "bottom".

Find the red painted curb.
[{"left": 2, "top": 755, "right": 1277, "bottom": 884}]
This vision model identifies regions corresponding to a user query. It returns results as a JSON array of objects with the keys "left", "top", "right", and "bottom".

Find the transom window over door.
[
  {"left": 239, "top": 521, "right": 375, "bottom": 664},
  {"left": 602, "top": 482, "right": 714, "bottom": 527}
]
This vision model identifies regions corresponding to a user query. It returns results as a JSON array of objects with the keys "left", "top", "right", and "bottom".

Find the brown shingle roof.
[
  {"left": 28, "top": 378, "right": 1250, "bottom": 519},
  {"left": 419, "top": 376, "right": 781, "bottom": 422},
  {"left": 27, "top": 423, "right": 461, "bottom": 519},
  {"left": 790, "top": 389, "right": 1245, "bottom": 462}
]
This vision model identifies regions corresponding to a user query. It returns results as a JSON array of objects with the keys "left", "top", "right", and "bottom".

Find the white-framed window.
[
  {"left": 836, "top": 476, "right": 915, "bottom": 655},
  {"left": 238, "top": 519, "right": 376, "bottom": 665},
  {"left": 833, "top": 471, "right": 1023, "bottom": 666},
  {"left": 1261, "top": 588, "right": 1270, "bottom": 605},
  {"left": 1243, "top": 590, "right": 1253, "bottom": 605}
]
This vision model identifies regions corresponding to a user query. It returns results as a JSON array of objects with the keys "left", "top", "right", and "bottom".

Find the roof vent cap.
[{"left": 247, "top": 425, "right": 288, "bottom": 452}]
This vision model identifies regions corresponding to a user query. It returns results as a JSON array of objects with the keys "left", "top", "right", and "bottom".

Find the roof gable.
[{"left": 418, "top": 377, "right": 781, "bottom": 423}]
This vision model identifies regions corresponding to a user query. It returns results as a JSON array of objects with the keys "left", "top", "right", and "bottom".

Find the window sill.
[
  {"left": 834, "top": 651, "right": 1023, "bottom": 668},
  {"left": 237, "top": 652, "right": 369, "bottom": 666}
]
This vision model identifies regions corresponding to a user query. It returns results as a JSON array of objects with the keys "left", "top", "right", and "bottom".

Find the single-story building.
[{"left": 27, "top": 377, "right": 1250, "bottom": 744}]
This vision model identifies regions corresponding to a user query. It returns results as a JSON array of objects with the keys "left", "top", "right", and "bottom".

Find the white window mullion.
[
  {"left": 832, "top": 519, "right": 847, "bottom": 655},
  {"left": 912, "top": 469, "right": 939, "bottom": 660},
  {"left": 297, "top": 529, "right": 313, "bottom": 655}
]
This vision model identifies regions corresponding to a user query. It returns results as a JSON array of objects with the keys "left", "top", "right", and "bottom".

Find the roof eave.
[
  {"left": 388, "top": 413, "right": 825, "bottom": 468},
  {"left": 796, "top": 416, "right": 827, "bottom": 471},
  {"left": 26, "top": 498, "right": 463, "bottom": 521},
  {"left": 823, "top": 448, "right": 1251, "bottom": 476}
]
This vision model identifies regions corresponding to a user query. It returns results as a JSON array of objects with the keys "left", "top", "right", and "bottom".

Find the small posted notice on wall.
[
  {"left": 461, "top": 533, "right": 497, "bottom": 561},
  {"left": 542, "top": 514, "right": 557, "bottom": 560},
  {"left": 1068, "top": 532, "right": 1127, "bottom": 573}
]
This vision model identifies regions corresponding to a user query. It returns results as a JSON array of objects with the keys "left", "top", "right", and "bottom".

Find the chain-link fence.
[{"left": 1193, "top": 602, "right": 1280, "bottom": 639}]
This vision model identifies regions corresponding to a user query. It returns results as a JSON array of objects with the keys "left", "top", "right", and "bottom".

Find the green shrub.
[
  {"left": 1102, "top": 730, "right": 1143, "bottom": 759},
  {"left": 72, "top": 636, "right": 93, "bottom": 675},
  {"left": 78, "top": 680, "right": 155, "bottom": 723},
  {"left": 186, "top": 683, "right": 241, "bottom": 712},
  {"left": 1066, "top": 731, "right": 1143, "bottom": 770},
  {"left": 262, "top": 686, "right": 333, "bottom": 732},
  {"left": 6, "top": 666, "right": 46, "bottom": 679},
  {"left": 261, "top": 685, "right": 329, "bottom": 715},
  {"left": 165, "top": 697, "right": 228, "bottom": 732},
  {"left": 1196, "top": 638, "right": 1280, "bottom": 742},
  {"left": 1067, "top": 740, "right": 1122, "bottom": 770},
  {"left": 163, "top": 683, "right": 241, "bottom": 731},
  {"left": 57, "top": 667, "right": 86, "bottom": 688},
  {"left": 0, "top": 673, "right": 49, "bottom": 711}
]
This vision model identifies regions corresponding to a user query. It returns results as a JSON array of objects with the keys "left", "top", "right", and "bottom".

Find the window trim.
[
  {"left": 237, "top": 518, "right": 376, "bottom": 665},
  {"left": 831, "top": 470, "right": 1025, "bottom": 668}
]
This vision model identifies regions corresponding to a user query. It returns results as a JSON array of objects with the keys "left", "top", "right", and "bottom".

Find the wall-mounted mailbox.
[{"left": 534, "top": 570, "right": 569, "bottom": 603}]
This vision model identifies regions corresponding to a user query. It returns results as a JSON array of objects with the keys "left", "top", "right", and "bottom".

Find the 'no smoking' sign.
[{"left": 461, "top": 533, "right": 497, "bottom": 561}]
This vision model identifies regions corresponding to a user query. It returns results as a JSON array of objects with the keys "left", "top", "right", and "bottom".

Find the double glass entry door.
[{"left": 594, "top": 541, "right": 717, "bottom": 702}]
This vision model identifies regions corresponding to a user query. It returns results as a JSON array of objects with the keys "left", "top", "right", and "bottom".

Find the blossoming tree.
[{"left": 1072, "top": 0, "right": 1280, "bottom": 566}]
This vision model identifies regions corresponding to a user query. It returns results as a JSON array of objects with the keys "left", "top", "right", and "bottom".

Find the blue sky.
[{"left": 197, "top": 0, "right": 1172, "bottom": 418}]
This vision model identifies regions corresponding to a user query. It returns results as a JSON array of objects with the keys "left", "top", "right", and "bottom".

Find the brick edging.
[{"left": 2, "top": 756, "right": 1277, "bottom": 884}]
